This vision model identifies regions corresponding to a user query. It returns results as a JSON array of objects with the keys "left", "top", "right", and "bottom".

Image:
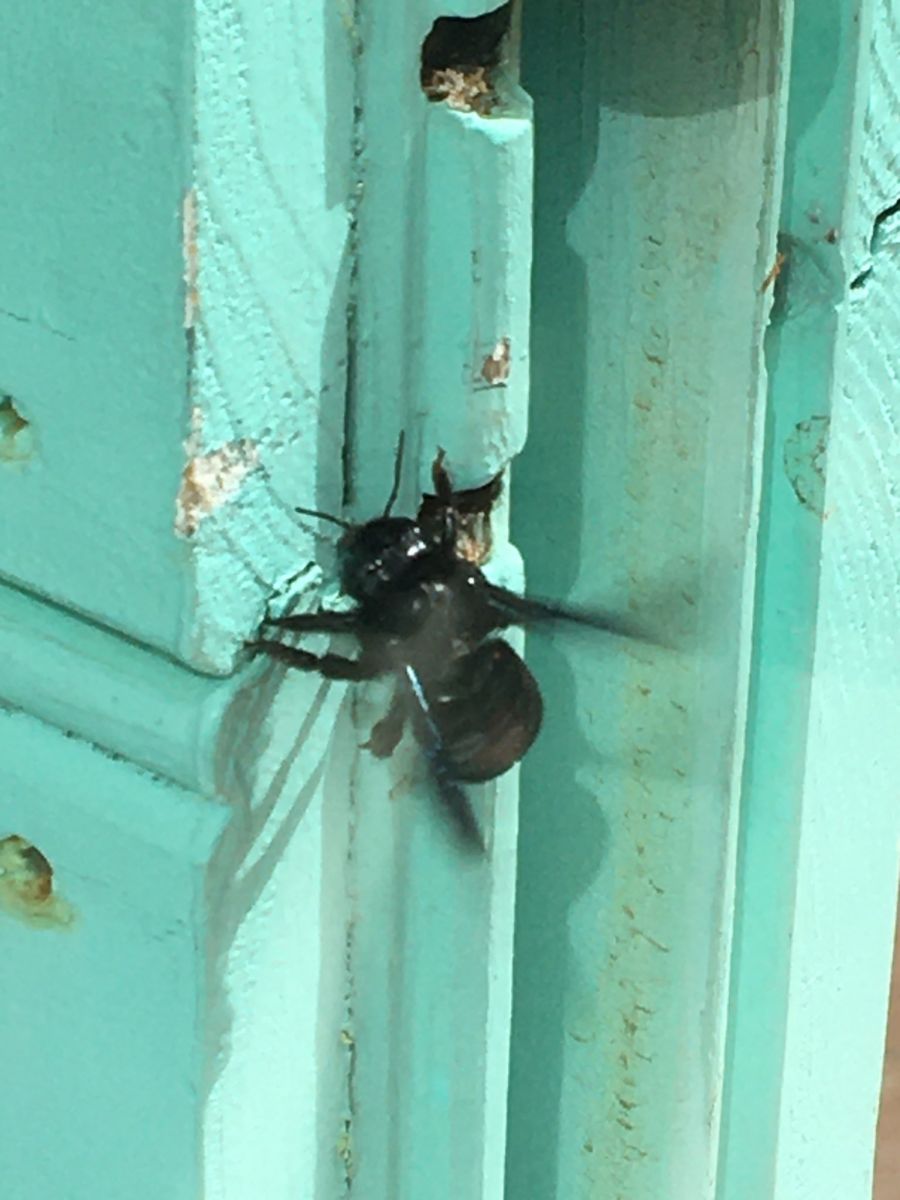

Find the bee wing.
[
  {"left": 485, "top": 582, "right": 644, "bottom": 640},
  {"left": 400, "top": 664, "right": 485, "bottom": 851}
]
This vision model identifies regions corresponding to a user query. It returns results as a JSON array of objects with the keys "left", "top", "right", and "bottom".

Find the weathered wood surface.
[
  {"left": 769, "top": 1, "right": 900, "bottom": 1196},
  {"left": 0, "top": 707, "right": 228, "bottom": 1200},
  {"left": 718, "top": 1, "right": 900, "bottom": 1197},
  {"left": 1, "top": 3, "right": 530, "bottom": 1199},
  {"left": 347, "top": 4, "right": 531, "bottom": 1197},
  {"left": 507, "top": 3, "right": 790, "bottom": 1198},
  {"left": 2, "top": 3, "right": 898, "bottom": 1199},
  {"left": 0, "top": 2, "right": 353, "bottom": 673},
  {"left": 0, "top": 5, "right": 358, "bottom": 1199}
]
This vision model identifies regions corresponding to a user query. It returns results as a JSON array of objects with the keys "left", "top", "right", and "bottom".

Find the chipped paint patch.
[
  {"left": 480, "top": 336, "right": 511, "bottom": 386},
  {"left": 0, "top": 835, "right": 74, "bottom": 928},
  {"left": 176, "top": 440, "right": 258, "bottom": 537},
  {"left": 176, "top": 407, "right": 258, "bottom": 537},
  {"left": 0, "top": 394, "right": 33, "bottom": 462}
]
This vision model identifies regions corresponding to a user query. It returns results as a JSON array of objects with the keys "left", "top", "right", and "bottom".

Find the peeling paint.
[
  {"left": 175, "top": 407, "right": 258, "bottom": 537},
  {"left": 0, "top": 395, "right": 33, "bottom": 462},
  {"left": 480, "top": 336, "right": 511, "bottom": 385}
]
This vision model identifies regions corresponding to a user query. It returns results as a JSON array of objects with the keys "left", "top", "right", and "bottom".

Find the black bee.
[{"left": 251, "top": 439, "right": 635, "bottom": 850}]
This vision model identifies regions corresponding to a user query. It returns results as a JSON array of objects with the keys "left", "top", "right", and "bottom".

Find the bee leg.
[
  {"left": 362, "top": 690, "right": 406, "bottom": 758},
  {"left": 265, "top": 610, "right": 359, "bottom": 635},
  {"left": 249, "top": 640, "right": 380, "bottom": 681},
  {"left": 431, "top": 447, "right": 454, "bottom": 500}
]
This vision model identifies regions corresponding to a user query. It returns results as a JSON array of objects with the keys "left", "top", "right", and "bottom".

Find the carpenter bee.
[{"left": 251, "top": 438, "right": 636, "bottom": 851}]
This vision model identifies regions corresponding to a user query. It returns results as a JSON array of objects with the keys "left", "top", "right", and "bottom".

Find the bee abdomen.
[{"left": 427, "top": 639, "right": 543, "bottom": 783}]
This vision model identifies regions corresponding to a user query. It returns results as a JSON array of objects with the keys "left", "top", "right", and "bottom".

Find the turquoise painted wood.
[
  {"left": 507, "top": 3, "right": 790, "bottom": 1197},
  {"left": 0, "top": 5, "right": 193, "bottom": 654},
  {"left": 1, "top": 5, "right": 360, "bottom": 1199},
  {"left": 346, "top": 5, "right": 531, "bottom": 1196},
  {"left": 2, "top": 2, "right": 899, "bottom": 1199},
  {"left": 0, "top": 707, "right": 229, "bottom": 1200},
  {"left": 0, "top": 2, "right": 353, "bottom": 672},
  {"left": 724, "top": 1, "right": 900, "bottom": 1197},
  {"left": 718, "top": 2, "right": 900, "bottom": 1198},
  {"left": 2, "top": 3, "right": 528, "bottom": 1199}
]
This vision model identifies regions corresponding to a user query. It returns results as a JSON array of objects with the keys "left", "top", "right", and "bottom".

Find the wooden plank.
[
  {"left": 0, "top": 579, "right": 239, "bottom": 796},
  {"left": 506, "top": 3, "right": 790, "bottom": 1197},
  {"left": 0, "top": 4, "right": 353, "bottom": 672},
  {"left": 0, "top": 4, "right": 192, "bottom": 650},
  {"left": 0, "top": 707, "right": 228, "bottom": 1200},
  {"left": 185, "top": 0, "right": 354, "bottom": 670},
  {"left": 768, "top": 0, "right": 900, "bottom": 1192},
  {"left": 772, "top": 198, "right": 900, "bottom": 1198},
  {"left": 0, "top": 654, "right": 355, "bottom": 1200},
  {"left": 346, "top": 4, "right": 532, "bottom": 1197},
  {"left": 201, "top": 664, "right": 353, "bottom": 1200},
  {"left": 716, "top": 2, "right": 900, "bottom": 1197},
  {"left": 0, "top": 14, "right": 359, "bottom": 1186}
]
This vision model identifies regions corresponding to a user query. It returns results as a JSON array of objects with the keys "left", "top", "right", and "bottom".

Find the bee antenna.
[
  {"left": 383, "top": 431, "right": 406, "bottom": 517},
  {"left": 294, "top": 506, "right": 352, "bottom": 530}
]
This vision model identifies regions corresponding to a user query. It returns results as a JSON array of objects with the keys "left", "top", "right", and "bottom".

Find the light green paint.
[
  {"left": 187, "top": 0, "right": 355, "bottom": 671},
  {"left": 717, "top": 3, "right": 900, "bottom": 1198},
  {"left": 1, "top": 5, "right": 357, "bottom": 1198},
  {"left": 347, "top": 4, "right": 532, "bottom": 1197},
  {"left": 508, "top": 2, "right": 788, "bottom": 1197},
  {"left": 0, "top": 2, "right": 353, "bottom": 672},
  {"left": 2, "top": 3, "right": 897, "bottom": 1198},
  {"left": 0, "top": 4, "right": 192, "bottom": 653},
  {"left": 0, "top": 706, "right": 228, "bottom": 1200}
]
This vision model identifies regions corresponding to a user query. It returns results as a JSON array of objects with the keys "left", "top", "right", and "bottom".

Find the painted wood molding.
[{"left": 1, "top": 2, "right": 897, "bottom": 1199}]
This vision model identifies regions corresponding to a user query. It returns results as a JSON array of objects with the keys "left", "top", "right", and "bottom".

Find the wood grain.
[{"left": 720, "top": 0, "right": 900, "bottom": 1196}]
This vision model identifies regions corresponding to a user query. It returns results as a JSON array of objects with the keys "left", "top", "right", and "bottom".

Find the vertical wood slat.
[
  {"left": 0, "top": 709, "right": 228, "bottom": 1200},
  {"left": 186, "top": 0, "right": 355, "bottom": 670},
  {"left": 0, "top": 4, "right": 192, "bottom": 649},
  {"left": 717, "top": 0, "right": 874, "bottom": 1191},
  {"left": 347, "top": 3, "right": 532, "bottom": 1198},
  {"left": 507, "top": 3, "right": 790, "bottom": 1197},
  {"left": 766, "top": 0, "right": 900, "bottom": 1195},
  {"left": 0, "top": 2, "right": 353, "bottom": 673},
  {"left": 717, "top": 1, "right": 900, "bottom": 1197},
  {"left": 1, "top": 6, "right": 359, "bottom": 1198}
]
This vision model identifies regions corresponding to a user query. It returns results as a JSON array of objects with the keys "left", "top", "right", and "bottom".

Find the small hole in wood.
[
  {"left": 0, "top": 394, "right": 33, "bottom": 462},
  {"left": 0, "top": 834, "right": 53, "bottom": 903},
  {"left": 421, "top": 3, "right": 512, "bottom": 115},
  {"left": 0, "top": 834, "right": 74, "bottom": 927}
]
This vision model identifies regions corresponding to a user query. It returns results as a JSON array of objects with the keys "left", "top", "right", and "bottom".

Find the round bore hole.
[
  {"left": 0, "top": 835, "right": 73, "bottom": 927},
  {"left": 421, "top": 3, "right": 512, "bottom": 114},
  {"left": 0, "top": 395, "right": 33, "bottom": 462}
]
